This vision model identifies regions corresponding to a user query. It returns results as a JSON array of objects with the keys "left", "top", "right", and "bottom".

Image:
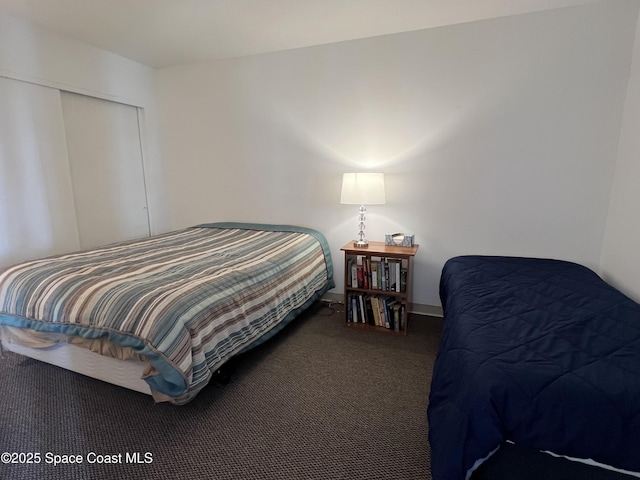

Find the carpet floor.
[{"left": 0, "top": 302, "right": 443, "bottom": 480}]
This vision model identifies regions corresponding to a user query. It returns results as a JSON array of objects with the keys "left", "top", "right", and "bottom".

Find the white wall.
[
  {"left": 601, "top": 8, "right": 640, "bottom": 303},
  {"left": 2, "top": 4, "right": 637, "bottom": 306},
  {"left": 0, "top": 14, "right": 170, "bottom": 236},
  {"left": 158, "top": 1, "right": 638, "bottom": 307}
]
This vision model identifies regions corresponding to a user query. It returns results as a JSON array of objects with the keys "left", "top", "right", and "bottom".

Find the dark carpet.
[{"left": 0, "top": 303, "right": 443, "bottom": 480}]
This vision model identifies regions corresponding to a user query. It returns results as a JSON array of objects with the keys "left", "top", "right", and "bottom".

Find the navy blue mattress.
[{"left": 428, "top": 256, "right": 640, "bottom": 480}]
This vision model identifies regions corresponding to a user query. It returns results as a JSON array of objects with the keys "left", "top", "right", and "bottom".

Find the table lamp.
[{"left": 340, "top": 172, "right": 386, "bottom": 248}]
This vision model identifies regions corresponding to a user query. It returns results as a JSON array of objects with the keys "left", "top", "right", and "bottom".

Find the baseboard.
[
  {"left": 321, "top": 292, "right": 443, "bottom": 318},
  {"left": 321, "top": 291, "right": 344, "bottom": 305},
  {"left": 409, "top": 303, "right": 443, "bottom": 317}
]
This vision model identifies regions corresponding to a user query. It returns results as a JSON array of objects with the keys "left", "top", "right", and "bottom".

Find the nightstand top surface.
[{"left": 340, "top": 241, "right": 419, "bottom": 256}]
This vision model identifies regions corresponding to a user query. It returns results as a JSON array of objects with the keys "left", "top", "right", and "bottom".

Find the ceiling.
[{"left": 0, "top": 0, "right": 607, "bottom": 68}]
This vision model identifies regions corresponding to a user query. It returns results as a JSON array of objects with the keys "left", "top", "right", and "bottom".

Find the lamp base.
[{"left": 353, "top": 240, "right": 369, "bottom": 248}]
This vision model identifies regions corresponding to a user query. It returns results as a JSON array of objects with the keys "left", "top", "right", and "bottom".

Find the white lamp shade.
[{"left": 340, "top": 173, "right": 386, "bottom": 205}]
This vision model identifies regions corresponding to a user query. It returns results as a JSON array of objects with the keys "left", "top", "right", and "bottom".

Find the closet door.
[
  {"left": 0, "top": 76, "right": 80, "bottom": 267},
  {"left": 61, "top": 92, "right": 150, "bottom": 249}
]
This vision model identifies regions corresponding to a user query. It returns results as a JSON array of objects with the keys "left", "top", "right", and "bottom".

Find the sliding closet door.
[
  {"left": 61, "top": 92, "right": 150, "bottom": 249},
  {"left": 0, "top": 77, "right": 80, "bottom": 267}
]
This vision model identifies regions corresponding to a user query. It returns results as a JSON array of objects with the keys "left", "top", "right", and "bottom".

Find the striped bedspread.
[{"left": 0, "top": 223, "right": 334, "bottom": 403}]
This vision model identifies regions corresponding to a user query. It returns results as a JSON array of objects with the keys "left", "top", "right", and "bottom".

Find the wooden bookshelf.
[{"left": 341, "top": 241, "right": 419, "bottom": 335}]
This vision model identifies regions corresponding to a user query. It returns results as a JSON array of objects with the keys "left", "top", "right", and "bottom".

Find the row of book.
[
  {"left": 347, "top": 292, "right": 405, "bottom": 332},
  {"left": 346, "top": 255, "right": 408, "bottom": 293}
]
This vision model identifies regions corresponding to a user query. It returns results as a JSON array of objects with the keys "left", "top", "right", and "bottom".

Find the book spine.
[{"left": 381, "top": 260, "right": 387, "bottom": 291}]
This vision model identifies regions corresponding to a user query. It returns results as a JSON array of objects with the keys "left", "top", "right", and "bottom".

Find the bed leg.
[{"left": 214, "top": 362, "right": 235, "bottom": 385}]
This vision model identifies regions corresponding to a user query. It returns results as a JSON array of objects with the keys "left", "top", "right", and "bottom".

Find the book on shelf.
[
  {"left": 393, "top": 303, "right": 401, "bottom": 332},
  {"left": 380, "top": 260, "right": 387, "bottom": 291},
  {"left": 370, "top": 261, "right": 379, "bottom": 290},
  {"left": 347, "top": 292, "right": 404, "bottom": 331},
  {"left": 349, "top": 259, "right": 357, "bottom": 287},
  {"left": 358, "top": 294, "right": 366, "bottom": 323},
  {"left": 348, "top": 255, "right": 375, "bottom": 289},
  {"left": 370, "top": 296, "right": 381, "bottom": 326},
  {"left": 383, "top": 297, "right": 392, "bottom": 329},
  {"left": 365, "top": 295, "right": 375, "bottom": 326},
  {"left": 346, "top": 254, "right": 408, "bottom": 293},
  {"left": 387, "top": 259, "right": 400, "bottom": 292},
  {"left": 357, "top": 255, "right": 365, "bottom": 288}
]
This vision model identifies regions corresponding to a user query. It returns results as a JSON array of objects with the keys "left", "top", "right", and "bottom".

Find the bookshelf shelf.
[{"left": 341, "top": 241, "right": 419, "bottom": 335}]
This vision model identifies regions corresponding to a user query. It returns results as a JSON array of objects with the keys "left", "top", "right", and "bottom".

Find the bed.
[
  {"left": 427, "top": 255, "right": 640, "bottom": 480},
  {"left": 0, "top": 222, "right": 334, "bottom": 404}
]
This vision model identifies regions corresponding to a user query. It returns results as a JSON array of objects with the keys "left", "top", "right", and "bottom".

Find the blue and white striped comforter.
[{"left": 0, "top": 223, "right": 334, "bottom": 403}]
